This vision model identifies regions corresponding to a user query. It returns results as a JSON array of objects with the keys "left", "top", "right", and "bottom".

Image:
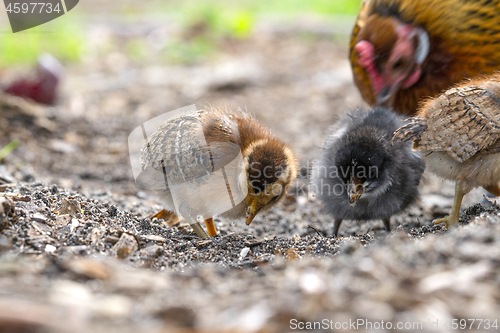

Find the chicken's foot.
[{"left": 433, "top": 180, "right": 468, "bottom": 228}]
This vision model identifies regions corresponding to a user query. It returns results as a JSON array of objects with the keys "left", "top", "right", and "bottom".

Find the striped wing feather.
[{"left": 418, "top": 85, "right": 500, "bottom": 162}]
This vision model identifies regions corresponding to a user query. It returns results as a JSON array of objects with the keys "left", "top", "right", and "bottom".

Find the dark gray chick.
[{"left": 312, "top": 107, "right": 424, "bottom": 237}]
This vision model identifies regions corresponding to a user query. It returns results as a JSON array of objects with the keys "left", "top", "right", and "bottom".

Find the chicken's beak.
[
  {"left": 246, "top": 197, "right": 259, "bottom": 225},
  {"left": 347, "top": 177, "right": 364, "bottom": 206}
]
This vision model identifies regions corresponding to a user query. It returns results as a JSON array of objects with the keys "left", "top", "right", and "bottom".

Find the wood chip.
[
  {"left": 31, "top": 213, "right": 48, "bottom": 223},
  {"left": 32, "top": 221, "right": 52, "bottom": 234},
  {"left": 245, "top": 237, "right": 265, "bottom": 247},
  {"left": 27, "top": 228, "right": 56, "bottom": 245},
  {"left": 104, "top": 236, "right": 120, "bottom": 244},
  {"left": 0, "top": 183, "right": 15, "bottom": 192},
  {"left": 284, "top": 248, "right": 300, "bottom": 261},
  {"left": 196, "top": 239, "right": 212, "bottom": 246},
  {"left": 113, "top": 233, "right": 139, "bottom": 259},
  {"left": 0, "top": 196, "right": 13, "bottom": 215},
  {"left": 148, "top": 209, "right": 180, "bottom": 227},
  {"left": 12, "top": 195, "right": 30, "bottom": 202},
  {"left": 141, "top": 234, "right": 166, "bottom": 243},
  {"left": 0, "top": 214, "right": 7, "bottom": 231}
]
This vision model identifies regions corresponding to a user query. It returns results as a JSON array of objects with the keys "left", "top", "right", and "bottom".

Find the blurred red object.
[{"left": 3, "top": 54, "right": 64, "bottom": 105}]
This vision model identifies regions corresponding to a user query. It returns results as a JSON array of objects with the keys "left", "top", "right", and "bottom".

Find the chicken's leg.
[
  {"left": 433, "top": 180, "right": 468, "bottom": 228},
  {"left": 204, "top": 218, "right": 217, "bottom": 237}
]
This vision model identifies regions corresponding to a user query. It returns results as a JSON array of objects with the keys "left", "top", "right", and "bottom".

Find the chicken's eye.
[{"left": 392, "top": 59, "right": 404, "bottom": 70}]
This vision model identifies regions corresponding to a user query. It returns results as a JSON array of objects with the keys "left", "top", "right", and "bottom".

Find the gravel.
[{"left": 1, "top": 15, "right": 499, "bottom": 333}]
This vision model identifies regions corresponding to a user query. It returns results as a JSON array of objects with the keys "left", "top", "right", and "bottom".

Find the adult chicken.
[{"left": 350, "top": 0, "right": 500, "bottom": 115}]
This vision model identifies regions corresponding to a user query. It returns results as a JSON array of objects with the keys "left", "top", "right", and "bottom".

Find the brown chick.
[
  {"left": 393, "top": 74, "right": 500, "bottom": 228},
  {"left": 139, "top": 106, "right": 297, "bottom": 238},
  {"left": 350, "top": 0, "right": 500, "bottom": 115}
]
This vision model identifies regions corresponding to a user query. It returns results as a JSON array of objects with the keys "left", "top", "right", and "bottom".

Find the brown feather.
[
  {"left": 140, "top": 105, "right": 298, "bottom": 236},
  {"left": 397, "top": 73, "right": 500, "bottom": 162},
  {"left": 350, "top": 0, "right": 500, "bottom": 115}
]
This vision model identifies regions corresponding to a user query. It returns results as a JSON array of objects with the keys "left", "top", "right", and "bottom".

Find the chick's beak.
[
  {"left": 347, "top": 177, "right": 364, "bottom": 206},
  {"left": 246, "top": 197, "right": 259, "bottom": 225}
]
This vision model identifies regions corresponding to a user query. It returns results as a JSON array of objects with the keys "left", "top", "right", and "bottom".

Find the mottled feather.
[{"left": 394, "top": 76, "right": 500, "bottom": 162}]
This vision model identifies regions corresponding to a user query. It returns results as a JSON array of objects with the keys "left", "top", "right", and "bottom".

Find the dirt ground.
[{"left": 1, "top": 14, "right": 500, "bottom": 333}]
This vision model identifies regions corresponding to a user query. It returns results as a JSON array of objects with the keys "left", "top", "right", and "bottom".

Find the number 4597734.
[{"left": 6, "top": 2, "right": 61, "bottom": 14}]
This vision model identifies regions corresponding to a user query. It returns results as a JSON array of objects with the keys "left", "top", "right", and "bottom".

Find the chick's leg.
[
  {"left": 333, "top": 219, "right": 343, "bottom": 237},
  {"left": 191, "top": 222, "right": 209, "bottom": 239},
  {"left": 382, "top": 218, "right": 391, "bottom": 232},
  {"left": 433, "top": 180, "right": 468, "bottom": 228},
  {"left": 150, "top": 209, "right": 169, "bottom": 220},
  {"left": 204, "top": 218, "right": 218, "bottom": 237}
]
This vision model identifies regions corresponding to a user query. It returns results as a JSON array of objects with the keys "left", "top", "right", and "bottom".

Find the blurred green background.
[{"left": 0, "top": 0, "right": 361, "bottom": 66}]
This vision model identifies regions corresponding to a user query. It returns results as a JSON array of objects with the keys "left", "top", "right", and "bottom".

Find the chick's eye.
[{"left": 269, "top": 195, "right": 279, "bottom": 203}]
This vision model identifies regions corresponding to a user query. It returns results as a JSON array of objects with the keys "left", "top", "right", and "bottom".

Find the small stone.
[
  {"left": 90, "top": 228, "right": 103, "bottom": 244},
  {"left": 59, "top": 198, "right": 81, "bottom": 217},
  {"left": 113, "top": 233, "right": 139, "bottom": 259},
  {"left": 45, "top": 244, "right": 56, "bottom": 253},
  {"left": 65, "top": 258, "right": 111, "bottom": 280},
  {"left": 55, "top": 214, "right": 71, "bottom": 226},
  {"left": 70, "top": 218, "right": 80, "bottom": 232},
  {"left": 239, "top": 247, "right": 250, "bottom": 260},
  {"left": 156, "top": 306, "right": 196, "bottom": 328},
  {"left": 50, "top": 139, "right": 76, "bottom": 154},
  {"left": 138, "top": 244, "right": 163, "bottom": 260},
  {"left": 107, "top": 205, "right": 118, "bottom": 217}
]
